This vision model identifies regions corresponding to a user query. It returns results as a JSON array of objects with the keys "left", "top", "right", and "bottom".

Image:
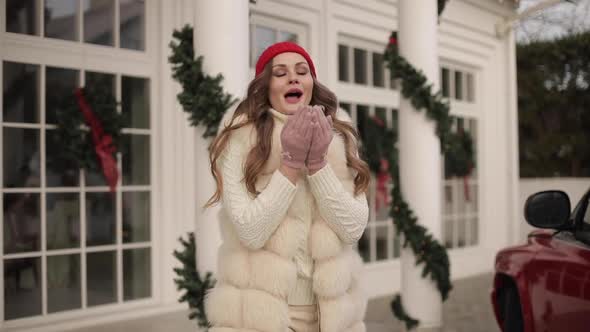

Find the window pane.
[
  {"left": 392, "top": 109, "right": 399, "bottom": 133},
  {"left": 46, "top": 130, "right": 80, "bottom": 187},
  {"left": 455, "top": 71, "right": 463, "bottom": 100},
  {"left": 353, "top": 48, "right": 367, "bottom": 84},
  {"left": 3, "top": 128, "right": 40, "bottom": 188},
  {"left": 356, "top": 104, "right": 369, "bottom": 141},
  {"left": 123, "top": 191, "right": 150, "bottom": 243},
  {"left": 3, "top": 193, "right": 41, "bottom": 254},
  {"left": 254, "top": 26, "right": 276, "bottom": 66},
  {"left": 470, "top": 218, "right": 478, "bottom": 246},
  {"left": 83, "top": 0, "right": 114, "bottom": 46},
  {"left": 120, "top": 0, "right": 145, "bottom": 50},
  {"left": 375, "top": 106, "right": 387, "bottom": 124},
  {"left": 389, "top": 67, "right": 398, "bottom": 90},
  {"left": 441, "top": 67, "right": 450, "bottom": 98},
  {"left": 45, "top": 0, "right": 78, "bottom": 41},
  {"left": 123, "top": 248, "right": 151, "bottom": 300},
  {"left": 85, "top": 168, "right": 109, "bottom": 187},
  {"left": 338, "top": 44, "right": 349, "bottom": 82},
  {"left": 444, "top": 218, "right": 453, "bottom": 248},
  {"left": 339, "top": 102, "right": 351, "bottom": 115},
  {"left": 86, "top": 193, "right": 116, "bottom": 246},
  {"left": 87, "top": 251, "right": 117, "bottom": 306},
  {"left": 85, "top": 71, "right": 115, "bottom": 95},
  {"left": 392, "top": 233, "right": 401, "bottom": 258},
  {"left": 376, "top": 225, "right": 388, "bottom": 260},
  {"left": 122, "top": 134, "right": 150, "bottom": 185},
  {"left": 3, "top": 61, "right": 40, "bottom": 123},
  {"left": 47, "top": 193, "right": 80, "bottom": 250},
  {"left": 457, "top": 218, "right": 467, "bottom": 247},
  {"left": 279, "top": 31, "right": 297, "bottom": 43},
  {"left": 444, "top": 185, "right": 453, "bottom": 214},
  {"left": 466, "top": 73, "right": 475, "bottom": 102},
  {"left": 372, "top": 53, "right": 384, "bottom": 87},
  {"left": 46, "top": 67, "right": 79, "bottom": 124},
  {"left": 122, "top": 76, "right": 150, "bottom": 129},
  {"left": 47, "top": 254, "right": 81, "bottom": 313},
  {"left": 6, "top": 0, "right": 39, "bottom": 35},
  {"left": 4, "top": 257, "right": 41, "bottom": 319}
]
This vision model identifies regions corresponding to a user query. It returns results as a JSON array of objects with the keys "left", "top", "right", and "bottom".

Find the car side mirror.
[{"left": 524, "top": 190, "right": 571, "bottom": 230}]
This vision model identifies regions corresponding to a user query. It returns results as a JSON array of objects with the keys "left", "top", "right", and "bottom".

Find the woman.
[{"left": 205, "top": 41, "right": 371, "bottom": 332}]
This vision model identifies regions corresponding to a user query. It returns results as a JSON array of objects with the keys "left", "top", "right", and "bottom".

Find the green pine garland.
[
  {"left": 173, "top": 233, "right": 216, "bottom": 328},
  {"left": 438, "top": 0, "right": 449, "bottom": 16},
  {"left": 391, "top": 295, "right": 419, "bottom": 329},
  {"left": 168, "top": 25, "right": 238, "bottom": 138},
  {"left": 53, "top": 86, "right": 124, "bottom": 172}
]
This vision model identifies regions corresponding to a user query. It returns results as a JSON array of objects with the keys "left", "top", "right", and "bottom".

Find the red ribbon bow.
[{"left": 74, "top": 88, "right": 119, "bottom": 192}]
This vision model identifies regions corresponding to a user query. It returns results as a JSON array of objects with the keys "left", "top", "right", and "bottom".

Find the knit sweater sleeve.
[
  {"left": 307, "top": 164, "right": 369, "bottom": 244},
  {"left": 220, "top": 135, "right": 298, "bottom": 250}
]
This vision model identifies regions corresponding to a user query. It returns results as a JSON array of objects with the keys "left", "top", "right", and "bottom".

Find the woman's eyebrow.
[{"left": 272, "top": 62, "right": 309, "bottom": 68}]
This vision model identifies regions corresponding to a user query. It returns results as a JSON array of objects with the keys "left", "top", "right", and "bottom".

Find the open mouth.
[{"left": 284, "top": 88, "right": 303, "bottom": 104}]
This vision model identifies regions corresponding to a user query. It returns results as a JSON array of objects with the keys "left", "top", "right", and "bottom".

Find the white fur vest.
[{"left": 205, "top": 108, "right": 368, "bottom": 332}]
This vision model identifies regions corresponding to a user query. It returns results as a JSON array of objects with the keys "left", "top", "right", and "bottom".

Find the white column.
[
  {"left": 398, "top": 1, "right": 443, "bottom": 331},
  {"left": 506, "top": 28, "right": 520, "bottom": 247},
  {"left": 193, "top": 0, "right": 250, "bottom": 274}
]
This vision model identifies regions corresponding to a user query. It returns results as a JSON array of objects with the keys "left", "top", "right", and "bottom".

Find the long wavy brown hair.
[{"left": 205, "top": 63, "right": 370, "bottom": 208}]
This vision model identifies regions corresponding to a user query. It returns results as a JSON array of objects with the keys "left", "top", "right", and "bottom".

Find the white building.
[{"left": 0, "top": 0, "right": 519, "bottom": 331}]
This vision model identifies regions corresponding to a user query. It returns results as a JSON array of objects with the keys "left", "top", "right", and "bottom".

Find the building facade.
[{"left": 0, "top": 0, "right": 519, "bottom": 331}]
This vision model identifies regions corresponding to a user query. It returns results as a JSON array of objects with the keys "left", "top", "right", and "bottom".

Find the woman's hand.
[
  {"left": 280, "top": 105, "right": 317, "bottom": 171},
  {"left": 307, "top": 106, "right": 333, "bottom": 173}
]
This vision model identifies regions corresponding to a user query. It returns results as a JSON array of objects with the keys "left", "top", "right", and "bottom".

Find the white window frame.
[
  {"left": 0, "top": 0, "right": 159, "bottom": 328},
  {"left": 337, "top": 34, "right": 395, "bottom": 91},
  {"left": 249, "top": 13, "right": 308, "bottom": 77},
  {"left": 440, "top": 64, "right": 477, "bottom": 104},
  {"left": 440, "top": 61, "right": 480, "bottom": 250},
  {"left": 339, "top": 102, "right": 400, "bottom": 263}
]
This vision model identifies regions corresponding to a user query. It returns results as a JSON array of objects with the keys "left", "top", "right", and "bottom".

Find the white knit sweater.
[{"left": 220, "top": 108, "right": 368, "bottom": 305}]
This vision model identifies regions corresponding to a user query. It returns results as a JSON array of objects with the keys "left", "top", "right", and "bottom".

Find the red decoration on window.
[
  {"left": 74, "top": 88, "right": 119, "bottom": 192},
  {"left": 376, "top": 158, "right": 392, "bottom": 211}
]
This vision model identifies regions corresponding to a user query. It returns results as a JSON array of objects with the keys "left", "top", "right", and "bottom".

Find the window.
[
  {"left": 2, "top": 1, "right": 156, "bottom": 323},
  {"left": 442, "top": 117, "right": 479, "bottom": 248},
  {"left": 339, "top": 102, "right": 400, "bottom": 262},
  {"left": 372, "top": 53, "right": 385, "bottom": 87},
  {"left": 6, "top": 0, "right": 146, "bottom": 51},
  {"left": 338, "top": 45, "right": 349, "bottom": 82},
  {"left": 353, "top": 48, "right": 367, "bottom": 85},
  {"left": 440, "top": 66, "right": 475, "bottom": 103},
  {"left": 338, "top": 38, "right": 395, "bottom": 90},
  {"left": 2, "top": 63, "right": 152, "bottom": 320},
  {"left": 249, "top": 19, "right": 303, "bottom": 68}
]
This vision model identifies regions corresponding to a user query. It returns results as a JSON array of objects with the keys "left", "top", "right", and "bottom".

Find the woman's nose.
[{"left": 287, "top": 72, "right": 299, "bottom": 84}]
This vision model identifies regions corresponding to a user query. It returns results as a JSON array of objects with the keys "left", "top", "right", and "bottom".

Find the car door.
[{"left": 527, "top": 191, "right": 590, "bottom": 332}]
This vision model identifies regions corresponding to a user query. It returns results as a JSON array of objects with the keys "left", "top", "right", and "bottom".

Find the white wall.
[{"left": 518, "top": 178, "right": 590, "bottom": 242}]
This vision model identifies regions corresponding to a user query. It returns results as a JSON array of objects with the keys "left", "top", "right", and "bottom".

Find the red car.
[{"left": 491, "top": 189, "right": 590, "bottom": 332}]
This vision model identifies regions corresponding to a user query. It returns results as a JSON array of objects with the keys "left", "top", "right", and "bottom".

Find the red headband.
[{"left": 255, "top": 41, "right": 317, "bottom": 77}]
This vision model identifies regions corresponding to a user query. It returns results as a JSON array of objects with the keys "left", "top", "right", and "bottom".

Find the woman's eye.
[
  {"left": 273, "top": 72, "right": 286, "bottom": 77},
  {"left": 297, "top": 71, "right": 308, "bottom": 75}
]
